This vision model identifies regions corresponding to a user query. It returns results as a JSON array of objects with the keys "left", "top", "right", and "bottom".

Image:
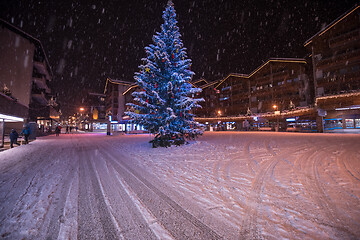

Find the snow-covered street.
[{"left": 0, "top": 132, "right": 359, "bottom": 239}]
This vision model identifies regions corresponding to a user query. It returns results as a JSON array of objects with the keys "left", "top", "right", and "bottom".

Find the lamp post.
[
  {"left": 79, "top": 107, "right": 85, "bottom": 130},
  {"left": 273, "top": 104, "right": 280, "bottom": 132},
  {"left": 216, "top": 110, "right": 222, "bottom": 131},
  {"left": 106, "top": 110, "right": 112, "bottom": 136}
]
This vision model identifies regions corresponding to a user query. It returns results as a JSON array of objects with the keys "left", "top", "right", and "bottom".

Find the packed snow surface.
[{"left": 0, "top": 131, "right": 359, "bottom": 239}]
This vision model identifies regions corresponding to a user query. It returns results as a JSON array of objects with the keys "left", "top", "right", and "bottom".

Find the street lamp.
[
  {"left": 273, "top": 104, "right": 280, "bottom": 132},
  {"left": 217, "top": 110, "right": 222, "bottom": 116},
  {"left": 79, "top": 107, "right": 85, "bottom": 112}
]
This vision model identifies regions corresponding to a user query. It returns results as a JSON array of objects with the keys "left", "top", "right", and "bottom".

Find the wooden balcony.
[
  {"left": 33, "top": 77, "right": 51, "bottom": 94},
  {"left": 33, "top": 61, "right": 51, "bottom": 80},
  {"left": 328, "top": 28, "right": 360, "bottom": 49},
  {"left": 31, "top": 92, "right": 48, "bottom": 106},
  {"left": 316, "top": 49, "right": 360, "bottom": 68}
]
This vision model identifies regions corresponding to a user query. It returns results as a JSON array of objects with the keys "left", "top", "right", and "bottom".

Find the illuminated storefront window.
[
  {"left": 324, "top": 118, "right": 342, "bottom": 130},
  {"left": 355, "top": 119, "right": 360, "bottom": 128},
  {"left": 345, "top": 119, "right": 354, "bottom": 128}
]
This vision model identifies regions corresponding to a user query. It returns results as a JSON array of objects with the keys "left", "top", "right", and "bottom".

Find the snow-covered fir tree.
[{"left": 126, "top": 0, "right": 204, "bottom": 147}]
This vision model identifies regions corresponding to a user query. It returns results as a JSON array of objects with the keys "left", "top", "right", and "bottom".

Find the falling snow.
[{"left": 0, "top": 0, "right": 358, "bottom": 116}]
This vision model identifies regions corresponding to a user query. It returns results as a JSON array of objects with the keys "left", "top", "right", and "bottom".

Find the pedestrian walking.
[
  {"left": 55, "top": 126, "right": 61, "bottom": 136},
  {"left": 10, "top": 129, "right": 20, "bottom": 148},
  {"left": 20, "top": 125, "right": 31, "bottom": 144},
  {"left": 66, "top": 126, "right": 69, "bottom": 134},
  {"left": 70, "top": 126, "right": 72, "bottom": 133}
]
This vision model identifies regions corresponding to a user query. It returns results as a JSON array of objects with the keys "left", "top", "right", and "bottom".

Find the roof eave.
[{"left": 304, "top": 4, "right": 360, "bottom": 47}]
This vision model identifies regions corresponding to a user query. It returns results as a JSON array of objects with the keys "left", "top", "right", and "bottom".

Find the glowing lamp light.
[
  {"left": 79, "top": 107, "right": 85, "bottom": 111},
  {"left": 273, "top": 105, "right": 277, "bottom": 109},
  {"left": 217, "top": 110, "right": 222, "bottom": 115}
]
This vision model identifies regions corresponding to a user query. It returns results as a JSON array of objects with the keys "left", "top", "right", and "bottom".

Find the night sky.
[{"left": 0, "top": 0, "right": 358, "bottom": 116}]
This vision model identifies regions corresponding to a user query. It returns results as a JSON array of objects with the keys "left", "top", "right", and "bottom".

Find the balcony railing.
[
  {"left": 31, "top": 92, "right": 48, "bottom": 106},
  {"left": 328, "top": 28, "right": 360, "bottom": 49},
  {"left": 33, "top": 77, "right": 51, "bottom": 93},
  {"left": 316, "top": 48, "right": 360, "bottom": 67}
]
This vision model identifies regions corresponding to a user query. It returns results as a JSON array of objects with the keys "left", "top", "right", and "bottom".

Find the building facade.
[
  {"left": 195, "top": 5, "right": 360, "bottom": 133},
  {"left": 104, "top": 77, "right": 143, "bottom": 133},
  {"left": 0, "top": 19, "right": 60, "bottom": 146},
  {"left": 191, "top": 78, "right": 220, "bottom": 118},
  {"left": 194, "top": 59, "right": 316, "bottom": 132},
  {"left": 304, "top": 5, "right": 360, "bottom": 132}
]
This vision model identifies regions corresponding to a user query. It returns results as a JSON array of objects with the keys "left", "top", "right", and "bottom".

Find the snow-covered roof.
[
  {"left": 106, "top": 78, "right": 135, "bottom": 86},
  {"left": 104, "top": 77, "right": 137, "bottom": 94},
  {"left": 214, "top": 73, "right": 248, "bottom": 89},
  {"left": 190, "top": 78, "right": 208, "bottom": 87},
  {"left": 200, "top": 80, "right": 221, "bottom": 89},
  {"left": 304, "top": 4, "right": 360, "bottom": 47}
]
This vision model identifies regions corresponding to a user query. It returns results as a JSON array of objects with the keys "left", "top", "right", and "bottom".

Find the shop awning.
[{"left": 0, "top": 113, "right": 24, "bottom": 122}]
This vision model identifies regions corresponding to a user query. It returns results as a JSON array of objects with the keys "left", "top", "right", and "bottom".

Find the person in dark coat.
[
  {"left": 10, "top": 129, "right": 20, "bottom": 148},
  {"left": 55, "top": 126, "right": 61, "bottom": 136},
  {"left": 21, "top": 125, "right": 31, "bottom": 144}
]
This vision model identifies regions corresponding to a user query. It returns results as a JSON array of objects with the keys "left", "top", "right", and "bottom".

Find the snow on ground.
[
  {"left": 116, "top": 131, "right": 360, "bottom": 239},
  {"left": 0, "top": 131, "right": 359, "bottom": 239}
]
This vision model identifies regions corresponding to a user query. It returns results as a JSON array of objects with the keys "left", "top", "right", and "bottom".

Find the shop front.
[
  {"left": 316, "top": 93, "right": 360, "bottom": 133},
  {"left": 109, "top": 120, "right": 146, "bottom": 134},
  {"left": 323, "top": 109, "right": 360, "bottom": 132}
]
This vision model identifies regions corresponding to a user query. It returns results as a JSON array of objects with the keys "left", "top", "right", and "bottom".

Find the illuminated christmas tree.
[{"left": 126, "top": 1, "right": 204, "bottom": 147}]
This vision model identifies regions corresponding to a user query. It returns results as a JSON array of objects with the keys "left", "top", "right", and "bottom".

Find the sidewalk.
[
  {"left": 325, "top": 129, "right": 360, "bottom": 134},
  {"left": 0, "top": 136, "right": 32, "bottom": 152}
]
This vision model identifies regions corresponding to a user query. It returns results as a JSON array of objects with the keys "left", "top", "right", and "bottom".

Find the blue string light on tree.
[{"left": 125, "top": 0, "right": 204, "bottom": 147}]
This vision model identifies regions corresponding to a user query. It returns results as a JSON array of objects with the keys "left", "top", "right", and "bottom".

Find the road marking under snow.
[
  {"left": 57, "top": 167, "right": 79, "bottom": 240},
  {"left": 92, "top": 161, "right": 125, "bottom": 240},
  {"left": 114, "top": 170, "right": 175, "bottom": 240}
]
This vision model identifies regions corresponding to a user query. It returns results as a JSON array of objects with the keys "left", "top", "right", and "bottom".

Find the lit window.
[{"left": 345, "top": 119, "right": 354, "bottom": 128}]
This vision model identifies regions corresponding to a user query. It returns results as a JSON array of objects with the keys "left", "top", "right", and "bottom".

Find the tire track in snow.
[
  {"left": 90, "top": 142, "right": 160, "bottom": 239},
  {"left": 55, "top": 167, "right": 79, "bottom": 240},
  {"left": 99, "top": 145, "right": 222, "bottom": 239},
  {"left": 240, "top": 140, "right": 279, "bottom": 239},
  {"left": 46, "top": 136, "right": 80, "bottom": 239},
  {"left": 77, "top": 145, "right": 119, "bottom": 240},
  {"left": 295, "top": 144, "right": 359, "bottom": 239},
  {"left": 91, "top": 159, "right": 126, "bottom": 239},
  {"left": 336, "top": 151, "right": 360, "bottom": 184},
  {"left": 211, "top": 145, "right": 249, "bottom": 225},
  {"left": 212, "top": 145, "right": 226, "bottom": 182},
  {"left": 244, "top": 141, "right": 257, "bottom": 174},
  {"left": 112, "top": 168, "right": 174, "bottom": 239},
  {"left": 239, "top": 139, "right": 308, "bottom": 239},
  {"left": 0, "top": 141, "right": 67, "bottom": 239},
  {"left": 221, "top": 147, "right": 247, "bottom": 181}
]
